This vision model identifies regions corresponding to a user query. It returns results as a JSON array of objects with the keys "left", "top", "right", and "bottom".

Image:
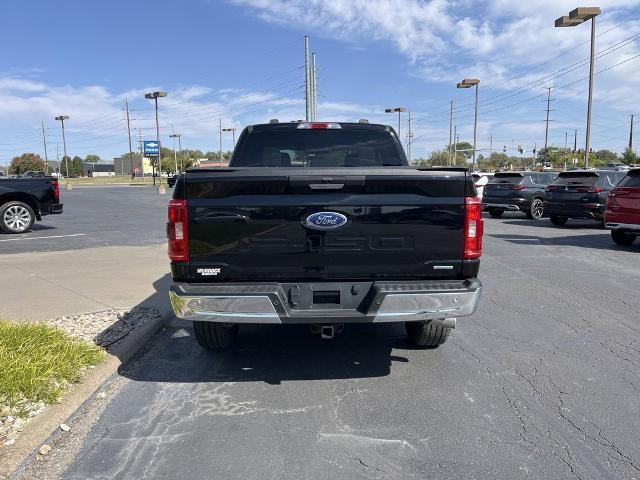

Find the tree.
[
  {"left": 595, "top": 149, "right": 618, "bottom": 165},
  {"left": 8, "top": 153, "right": 47, "bottom": 176},
  {"left": 84, "top": 154, "right": 101, "bottom": 163},
  {"left": 60, "top": 156, "right": 72, "bottom": 177},
  {"left": 622, "top": 147, "right": 638, "bottom": 165},
  {"left": 70, "top": 156, "right": 84, "bottom": 177},
  {"left": 453, "top": 141, "right": 473, "bottom": 164},
  {"left": 426, "top": 149, "right": 448, "bottom": 166}
]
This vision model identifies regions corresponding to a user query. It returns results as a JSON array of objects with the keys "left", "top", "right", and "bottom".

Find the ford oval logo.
[{"left": 304, "top": 211, "right": 348, "bottom": 230}]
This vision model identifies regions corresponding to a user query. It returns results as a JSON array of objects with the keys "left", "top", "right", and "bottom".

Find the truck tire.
[
  {"left": 611, "top": 230, "right": 636, "bottom": 246},
  {"left": 0, "top": 201, "right": 35, "bottom": 233},
  {"left": 193, "top": 321, "right": 238, "bottom": 350},
  {"left": 405, "top": 321, "right": 451, "bottom": 347},
  {"left": 488, "top": 209, "right": 503, "bottom": 218},
  {"left": 526, "top": 198, "right": 544, "bottom": 220},
  {"left": 549, "top": 214, "right": 568, "bottom": 226}
]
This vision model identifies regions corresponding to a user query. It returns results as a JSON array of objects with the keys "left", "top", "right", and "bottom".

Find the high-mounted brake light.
[
  {"left": 168, "top": 199, "right": 189, "bottom": 262},
  {"left": 51, "top": 178, "right": 59, "bottom": 200},
  {"left": 463, "top": 196, "right": 483, "bottom": 260},
  {"left": 297, "top": 122, "right": 342, "bottom": 129}
]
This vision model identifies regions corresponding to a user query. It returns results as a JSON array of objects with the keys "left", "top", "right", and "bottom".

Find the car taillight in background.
[
  {"left": 168, "top": 199, "right": 189, "bottom": 262},
  {"left": 575, "top": 186, "right": 603, "bottom": 193},
  {"left": 511, "top": 184, "right": 527, "bottom": 190},
  {"left": 52, "top": 179, "right": 59, "bottom": 200},
  {"left": 464, "top": 196, "right": 483, "bottom": 260}
]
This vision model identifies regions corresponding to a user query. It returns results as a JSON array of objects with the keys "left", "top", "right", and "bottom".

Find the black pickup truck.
[
  {"left": 168, "top": 121, "right": 483, "bottom": 350},
  {"left": 0, "top": 176, "right": 63, "bottom": 233}
]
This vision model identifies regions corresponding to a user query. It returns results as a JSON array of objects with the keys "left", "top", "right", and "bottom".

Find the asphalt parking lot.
[
  {"left": 16, "top": 194, "right": 640, "bottom": 480},
  {"left": 0, "top": 186, "right": 168, "bottom": 255}
]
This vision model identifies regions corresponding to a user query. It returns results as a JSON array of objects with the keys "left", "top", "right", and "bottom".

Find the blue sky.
[{"left": 1, "top": 0, "right": 640, "bottom": 166}]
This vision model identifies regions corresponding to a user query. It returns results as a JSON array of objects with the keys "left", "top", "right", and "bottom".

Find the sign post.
[{"left": 143, "top": 141, "right": 160, "bottom": 185}]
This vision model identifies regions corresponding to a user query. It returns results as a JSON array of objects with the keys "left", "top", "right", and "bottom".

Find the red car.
[{"left": 605, "top": 168, "right": 640, "bottom": 246}]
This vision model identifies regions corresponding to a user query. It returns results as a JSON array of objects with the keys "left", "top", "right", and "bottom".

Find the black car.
[
  {"left": 544, "top": 170, "right": 627, "bottom": 226},
  {"left": 0, "top": 176, "right": 63, "bottom": 233},
  {"left": 482, "top": 172, "right": 557, "bottom": 220}
]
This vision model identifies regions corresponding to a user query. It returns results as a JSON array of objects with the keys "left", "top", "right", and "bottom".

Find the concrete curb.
[{"left": 0, "top": 313, "right": 172, "bottom": 479}]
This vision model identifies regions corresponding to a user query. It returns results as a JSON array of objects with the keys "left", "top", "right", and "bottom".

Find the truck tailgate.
[{"left": 182, "top": 168, "right": 469, "bottom": 282}]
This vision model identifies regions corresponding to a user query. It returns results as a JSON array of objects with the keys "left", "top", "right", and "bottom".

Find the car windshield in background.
[
  {"left": 488, "top": 174, "right": 523, "bottom": 184},
  {"left": 232, "top": 130, "right": 403, "bottom": 167},
  {"left": 552, "top": 171, "right": 625, "bottom": 187},
  {"left": 618, "top": 170, "right": 640, "bottom": 187}
]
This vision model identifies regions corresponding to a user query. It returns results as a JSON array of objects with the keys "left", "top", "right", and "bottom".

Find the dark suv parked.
[
  {"left": 544, "top": 170, "right": 626, "bottom": 226},
  {"left": 482, "top": 172, "right": 556, "bottom": 220}
]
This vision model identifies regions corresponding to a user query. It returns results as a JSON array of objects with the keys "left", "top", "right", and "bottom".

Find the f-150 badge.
[{"left": 304, "top": 212, "right": 348, "bottom": 230}]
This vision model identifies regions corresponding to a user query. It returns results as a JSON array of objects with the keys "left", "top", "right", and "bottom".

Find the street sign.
[{"left": 143, "top": 141, "right": 159, "bottom": 157}]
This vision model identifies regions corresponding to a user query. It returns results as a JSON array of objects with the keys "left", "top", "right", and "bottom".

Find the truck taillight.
[
  {"left": 168, "top": 199, "right": 189, "bottom": 262},
  {"left": 464, "top": 196, "right": 483, "bottom": 260},
  {"left": 52, "top": 179, "right": 59, "bottom": 200}
]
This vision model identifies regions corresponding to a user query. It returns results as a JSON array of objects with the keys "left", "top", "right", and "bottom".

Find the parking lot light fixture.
[
  {"left": 555, "top": 7, "right": 601, "bottom": 169},
  {"left": 222, "top": 128, "right": 237, "bottom": 150},
  {"left": 385, "top": 107, "right": 407, "bottom": 139},
  {"left": 54, "top": 115, "right": 70, "bottom": 188},
  {"left": 457, "top": 79, "right": 480, "bottom": 172},
  {"left": 145, "top": 91, "right": 167, "bottom": 186}
]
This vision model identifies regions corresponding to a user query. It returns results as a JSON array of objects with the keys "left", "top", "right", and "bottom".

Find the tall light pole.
[
  {"left": 55, "top": 115, "right": 70, "bottom": 188},
  {"left": 385, "top": 107, "right": 407, "bottom": 140},
  {"left": 555, "top": 7, "right": 601, "bottom": 169},
  {"left": 144, "top": 91, "right": 167, "bottom": 186},
  {"left": 457, "top": 78, "right": 480, "bottom": 171},
  {"left": 169, "top": 133, "right": 181, "bottom": 173},
  {"left": 222, "top": 127, "right": 236, "bottom": 150}
]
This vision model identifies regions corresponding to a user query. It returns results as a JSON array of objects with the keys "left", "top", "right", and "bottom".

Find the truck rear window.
[{"left": 231, "top": 130, "right": 403, "bottom": 167}]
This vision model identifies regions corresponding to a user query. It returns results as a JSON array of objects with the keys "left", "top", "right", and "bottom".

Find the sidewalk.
[{"left": 0, "top": 244, "right": 171, "bottom": 321}]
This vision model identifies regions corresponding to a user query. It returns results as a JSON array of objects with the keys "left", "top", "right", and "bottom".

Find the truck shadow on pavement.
[
  {"left": 489, "top": 232, "right": 639, "bottom": 251},
  {"left": 120, "top": 305, "right": 420, "bottom": 384}
]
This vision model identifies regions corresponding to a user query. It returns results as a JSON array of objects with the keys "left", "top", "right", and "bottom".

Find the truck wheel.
[
  {"left": 405, "top": 321, "right": 451, "bottom": 347},
  {"left": 488, "top": 209, "right": 503, "bottom": 218},
  {"left": 193, "top": 321, "right": 238, "bottom": 350},
  {"left": 0, "top": 201, "right": 35, "bottom": 234},
  {"left": 526, "top": 198, "right": 544, "bottom": 220},
  {"left": 611, "top": 230, "right": 636, "bottom": 246},
  {"left": 549, "top": 214, "right": 568, "bottom": 226}
]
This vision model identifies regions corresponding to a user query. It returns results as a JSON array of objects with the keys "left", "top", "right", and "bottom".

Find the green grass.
[
  {"left": 0, "top": 320, "right": 105, "bottom": 415},
  {"left": 64, "top": 175, "right": 151, "bottom": 185}
]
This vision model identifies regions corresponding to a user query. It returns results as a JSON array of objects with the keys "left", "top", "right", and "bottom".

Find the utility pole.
[
  {"left": 170, "top": 127, "right": 178, "bottom": 174},
  {"left": 453, "top": 125, "right": 457, "bottom": 165},
  {"left": 489, "top": 131, "right": 493, "bottom": 158},
  {"left": 219, "top": 117, "right": 223, "bottom": 166},
  {"left": 125, "top": 99, "right": 133, "bottom": 178},
  {"left": 55, "top": 115, "right": 70, "bottom": 187},
  {"left": 41, "top": 121, "right": 48, "bottom": 174},
  {"left": 407, "top": 109, "right": 413, "bottom": 163},
  {"left": 311, "top": 53, "right": 317, "bottom": 121},
  {"left": 448, "top": 100, "right": 454, "bottom": 166},
  {"left": 565, "top": 131, "right": 568, "bottom": 151},
  {"left": 630, "top": 114, "right": 634, "bottom": 152},
  {"left": 574, "top": 129, "right": 578, "bottom": 153},
  {"left": 304, "top": 36, "right": 311, "bottom": 122},
  {"left": 544, "top": 87, "right": 553, "bottom": 153}
]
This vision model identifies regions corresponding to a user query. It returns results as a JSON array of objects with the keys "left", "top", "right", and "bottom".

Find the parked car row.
[{"left": 477, "top": 169, "right": 640, "bottom": 247}]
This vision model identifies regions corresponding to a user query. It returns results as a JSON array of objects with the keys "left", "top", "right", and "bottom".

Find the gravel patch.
[{"left": 0, "top": 307, "right": 162, "bottom": 448}]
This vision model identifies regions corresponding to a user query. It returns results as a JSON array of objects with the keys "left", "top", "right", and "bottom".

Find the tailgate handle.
[{"left": 309, "top": 183, "right": 344, "bottom": 190}]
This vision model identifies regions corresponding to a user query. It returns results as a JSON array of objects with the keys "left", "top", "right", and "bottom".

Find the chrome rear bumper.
[
  {"left": 169, "top": 280, "right": 482, "bottom": 324},
  {"left": 482, "top": 203, "right": 521, "bottom": 211}
]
